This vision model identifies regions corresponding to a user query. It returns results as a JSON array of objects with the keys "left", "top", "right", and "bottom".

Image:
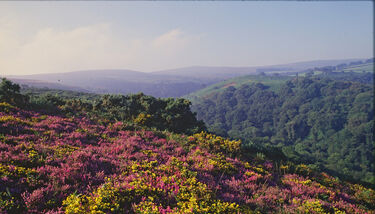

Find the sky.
[{"left": 0, "top": 1, "right": 373, "bottom": 75}]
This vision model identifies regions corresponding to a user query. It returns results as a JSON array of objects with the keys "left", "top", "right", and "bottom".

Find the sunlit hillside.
[{"left": 0, "top": 79, "right": 374, "bottom": 213}]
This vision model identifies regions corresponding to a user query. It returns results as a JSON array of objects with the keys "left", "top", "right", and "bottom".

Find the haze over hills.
[
  {"left": 8, "top": 78, "right": 89, "bottom": 92},
  {"left": 153, "top": 66, "right": 258, "bottom": 79},
  {"left": 186, "top": 60, "right": 374, "bottom": 101},
  {"left": 259, "top": 58, "right": 366, "bottom": 71},
  {"left": 153, "top": 58, "right": 365, "bottom": 78},
  {"left": 6, "top": 58, "right": 366, "bottom": 97},
  {"left": 7, "top": 69, "right": 213, "bottom": 97}
]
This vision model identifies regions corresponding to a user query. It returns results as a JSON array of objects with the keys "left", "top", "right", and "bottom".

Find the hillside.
[
  {"left": 185, "top": 75, "right": 292, "bottom": 102},
  {"left": 153, "top": 59, "right": 364, "bottom": 78},
  {"left": 190, "top": 76, "right": 374, "bottom": 185},
  {"left": 338, "top": 62, "right": 373, "bottom": 73},
  {"left": 186, "top": 60, "right": 374, "bottom": 102},
  {"left": 299, "top": 60, "right": 373, "bottom": 76},
  {"left": 7, "top": 58, "right": 366, "bottom": 98},
  {"left": 1, "top": 79, "right": 374, "bottom": 213},
  {"left": 9, "top": 78, "right": 89, "bottom": 93},
  {"left": 8, "top": 70, "right": 213, "bottom": 98}
]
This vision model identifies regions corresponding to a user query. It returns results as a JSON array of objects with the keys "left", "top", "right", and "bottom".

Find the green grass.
[
  {"left": 185, "top": 75, "right": 292, "bottom": 101},
  {"left": 339, "top": 63, "right": 373, "bottom": 73},
  {"left": 300, "top": 63, "right": 373, "bottom": 77}
]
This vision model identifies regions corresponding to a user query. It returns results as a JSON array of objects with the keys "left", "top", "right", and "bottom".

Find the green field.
[
  {"left": 339, "top": 62, "right": 373, "bottom": 73},
  {"left": 185, "top": 75, "right": 292, "bottom": 101},
  {"left": 299, "top": 62, "right": 374, "bottom": 76}
]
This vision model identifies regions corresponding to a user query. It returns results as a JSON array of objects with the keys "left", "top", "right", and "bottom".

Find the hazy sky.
[{"left": 0, "top": 1, "right": 373, "bottom": 75}]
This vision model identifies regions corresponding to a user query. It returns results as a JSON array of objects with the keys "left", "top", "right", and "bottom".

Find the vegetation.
[
  {"left": 315, "top": 59, "right": 373, "bottom": 74},
  {"left": 187, "top": 60, "right": 374, "bottom": 103},
  {"left": 191, "top": 76, "right": 374, "bottom": 185},
  {"left": 0, "top": 101, "right": 374, "bottom": 213},
  {"left": 0, "top": 78, "right": 28, "bottom": 107},
  {"left": 14, "top": 70, "right": 212, "bottom": 98},
  {"left": 185, "top": 75, "right": 292, "bottom": 102},
  {"left": 19, "top": 84, "right": 205, "bottom": 135},
  {"left": 21, "top": 87, "right": 100, "bottom": 101},
  {"left": 298, "top": 61, "right": 374, "bottom": 85},
  {"left": 0, "top": 78, "right": 374, "bottom": 213}
]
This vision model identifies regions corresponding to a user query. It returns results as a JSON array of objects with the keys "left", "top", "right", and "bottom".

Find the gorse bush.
[
  {"left": 91, "top": 94, "right": 206, "bottom": 135},
  {"left": 2, "top": 77, "right": 206, "bottom": 135},
  {"left": 25, "top": 88, "right": 206, "bottom": 135},
  {"left": 0, "top": 101, "right": 374, "bottom": 213}
]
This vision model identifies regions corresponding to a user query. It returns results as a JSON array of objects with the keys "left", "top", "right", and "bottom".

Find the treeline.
[
  {"left": 303, "top": 58, "right": 374, "bottom": 73},
  {"left": 0, "top": 78, "right": 205, "bottom": 135},
  {"left": 191, "top": 76, "right": 374, "bottom": 184},
  {"left": 314, "top": 71, "right": 373, "bottom": 84}
]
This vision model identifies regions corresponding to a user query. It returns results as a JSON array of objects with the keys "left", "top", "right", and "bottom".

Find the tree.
[
  {"left": 191, "top": 76, "right": 374, "bottom": 184},
  {"left": 0, "top": 78, "right": 28, "bottom": 106}
]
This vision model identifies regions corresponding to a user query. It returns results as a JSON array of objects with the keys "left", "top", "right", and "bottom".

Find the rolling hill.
[
  {"left": 6, "top": 58, "right": 366, "bottom": 98},
  {"left": 7, "top": 70, "right": 213, "bottom": 98},
  {"left": 186, "top": 60, "right": 374, "bottom": 101},
  {"left": 336, "top": 62, "right": 373, "bottom": 73},
  {"left": 153, "top": 58, "right": 365, "bottom": 78},
  {"left": 185, "top": 75, "right": 292, "bottom": 102},
  {"left": 8, "top": 78, "right": 89, "bottom": 93}
]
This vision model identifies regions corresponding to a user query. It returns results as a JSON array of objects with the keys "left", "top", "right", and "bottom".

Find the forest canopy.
[{"left": 191, "top": 76, "right": 374, "bottom": 184}]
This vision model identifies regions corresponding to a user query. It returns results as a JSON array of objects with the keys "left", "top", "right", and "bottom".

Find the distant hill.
[
  {"left": 153, "top": 66, "right": 259, "bottom": 79},
  {"left": 154, "top": 58, "right": 365, "bottom": 79},
  {"left": 336, "top": 62, "right": 373, "bottom": 73},
  {"left": 186, "top": 60, "right": 373, "bottom": 102},
  {"left": 7, "top": 58, "right": 367, "bottom": 97},
  {"left": 263, "top": 58, "right": 366, "bottom": 72},
  {"left": 7, "top": 70, "right": 214, "bottom": 98},
  {"left": 8, "top": 78, "right": 89, "bottom": 92}
]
